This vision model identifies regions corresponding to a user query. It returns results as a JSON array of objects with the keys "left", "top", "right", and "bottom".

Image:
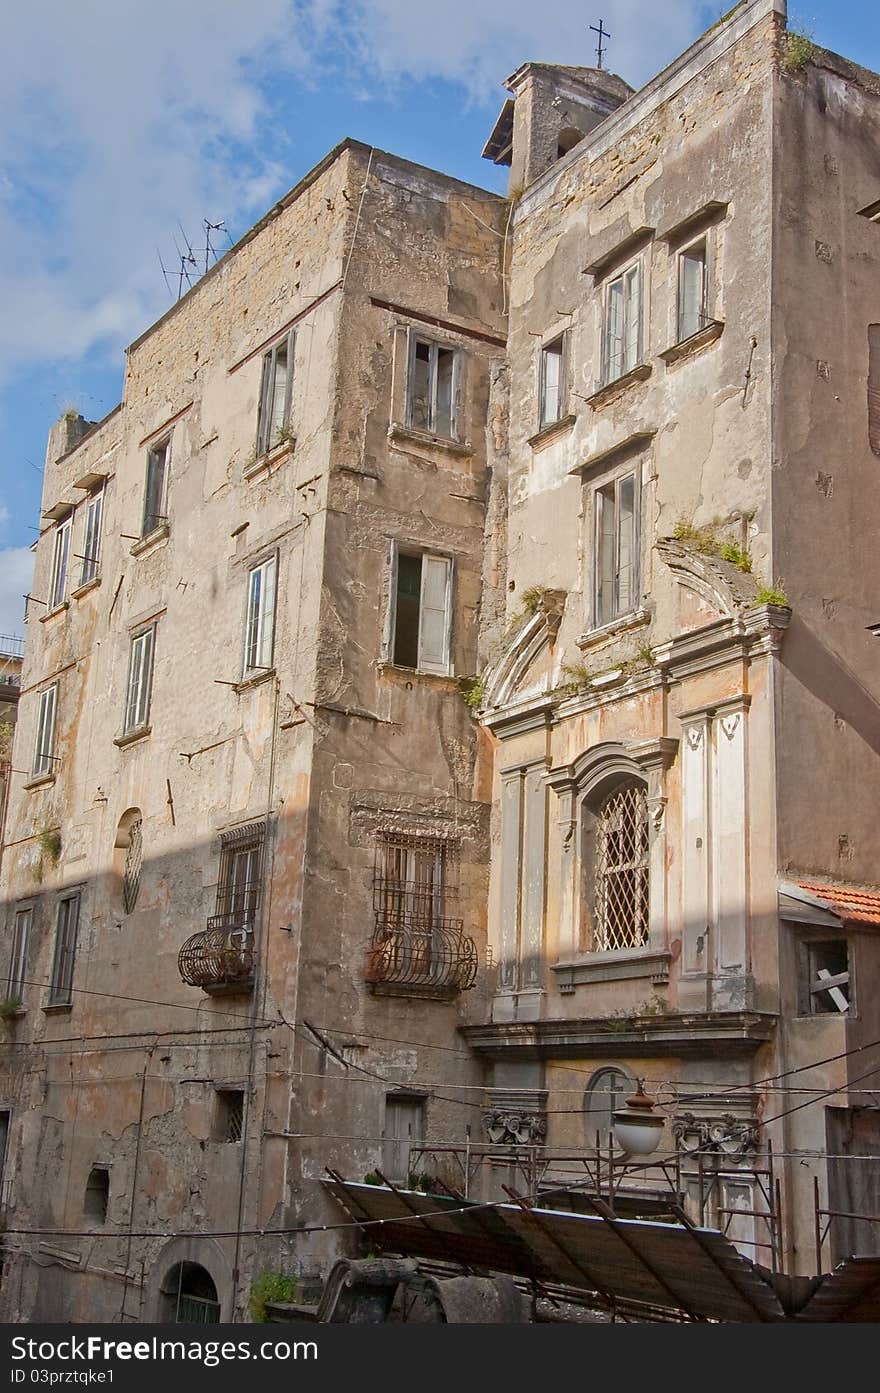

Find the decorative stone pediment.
[
  {"left": 672, "top": 1110, "right": 760, "bottom": 1160},
  {"left": 655, "top": 538, "right": 758, "bottom": 634},
  {"left": 482, "top": 590, "right": 566, "bottom": 711},
  {"left": 483, "top": 1088, "right": 548, "bottom": 1145}
]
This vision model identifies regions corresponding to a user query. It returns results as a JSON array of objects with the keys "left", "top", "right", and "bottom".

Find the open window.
[
  {"left": 48, "top": 514, "right": 72, "bottom": 609},
  {"left": 539, "top": 333, "right": 567, "bottom": 429},
  {"left": 390, "top": 548, "right": 453, "bottom": 675},
  {"left": 7, "top": 906, "right": 32, "bottom": 1003},
  {"left": 49, "top": 893, "right": 80, "bottom": 1007},
  {"left": 142, "top": 439, "right": 170, "bottom": 538},
  {"left": 799, "top": 938, "right": 851, "bottom": 1015},
  {"left": 677, "top": 237, "right": 711, "bottom": 342},
  {"left": 243, "top": 554, "right": 277, "bottom": 676},
  {"left": 593, "top": 468, "right": 639, "bottom": 628},
  {"left": 257, "top": 330, "right": 294, "bottom": 456},
  {"left": 123, "top": 626, "right": 155, "bottom": 735},
  {"left": 79, "top": 488, "right": 104, "bottom": 587},
  {"left": 602, "top": 259, "right": 643, "bottom": 384},
  {"left": 405, "top": 334, "right": 461, "bottom": 440},
  {"left": 32, "top": 683, "right": 58, "bottom": 778}
]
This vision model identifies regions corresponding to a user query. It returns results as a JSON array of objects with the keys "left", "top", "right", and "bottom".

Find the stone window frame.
[
  {"left": 548, "top": 739, "right": 676, "bottom": 982},
  {"left": 675, "top": 232, "right": 714, "bottom": 344}
]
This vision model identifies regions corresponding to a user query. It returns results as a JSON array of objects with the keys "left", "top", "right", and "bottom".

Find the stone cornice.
[{"left": 460, "top": 1010, "right": 777, "bottom": 1060}]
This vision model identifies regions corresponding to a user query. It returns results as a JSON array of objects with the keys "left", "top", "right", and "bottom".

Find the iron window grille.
[
  {"left": 593, "top": 783, "right": 650, "bottom": 952},
  {"left": 49, "top": 893, "right": 80, "bottom": 1006},
  {"left": 368, "top": 832, "right": 477, "bottom": 993},
  {"left": 214, "top": 1089, "right": 245, "bottom": 1143},
  {"left": 122, "top": 816, "right": 143, "bottom": 914}
]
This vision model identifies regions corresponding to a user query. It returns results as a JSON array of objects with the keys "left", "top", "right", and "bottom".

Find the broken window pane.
[
  {"left": 406, "top": 336, "right": 460, "bottom": 438},
  {"left": 393, "top": 553, "right": 422, "bottom": 668}
]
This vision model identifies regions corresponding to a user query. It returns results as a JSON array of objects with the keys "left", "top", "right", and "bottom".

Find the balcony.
[
  {"left": 178, "top": 911, "right": 255, "bottom": 995},
  {"left": 364, "top": 918, "right": 478, "bottom": 1000}
]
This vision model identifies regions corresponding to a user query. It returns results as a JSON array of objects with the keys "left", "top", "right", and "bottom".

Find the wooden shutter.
[
  {"left": 869, "top": 325, "right": 880, "bottom": 457},
  {"left": 417, "top": 554, "right": 452, "bottom": 674}
]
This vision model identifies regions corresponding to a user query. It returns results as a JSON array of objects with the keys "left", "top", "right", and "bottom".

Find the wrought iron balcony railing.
[
  {"left": 178, "top": 921, "right": 255, "bottom": 995},
  {"left": 364, "top": 917, "right": 478, "bottom": 998}
]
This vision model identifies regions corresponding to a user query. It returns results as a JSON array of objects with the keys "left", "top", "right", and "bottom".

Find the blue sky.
[{"left": 0, "top": 0, "right": 877, "bottom": 635}]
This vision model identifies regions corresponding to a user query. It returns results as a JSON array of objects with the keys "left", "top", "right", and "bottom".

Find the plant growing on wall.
[
  {"left": 781, "top": 27, "right": 815, "bottom": 73},
  {"left": 458, "top": 675, "right": 485, "bottom": 711},
  {"left": 756, "top": 583, "right": 789, "bottom": 606},
  {"left": 0, "top": 997, "right": 23, "bottom": 1022},
  {"left": 248, "top": 1271, "right": 299, "bottom": 1322},
  {"left": 36, "top": 827, "right": 62, "bottom": 866}
]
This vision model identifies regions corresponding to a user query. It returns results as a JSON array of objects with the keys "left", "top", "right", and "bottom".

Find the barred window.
[
  {"left": 214, "top": 823, "right": 265, "bottom": 930},
  {"left": 593, "top": 782, "right": 649, "bottom": 951},
  {"left": 373, "top": 832, "right": 458, "bottom": 938}
]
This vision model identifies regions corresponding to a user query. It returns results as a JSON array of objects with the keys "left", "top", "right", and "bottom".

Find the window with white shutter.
[
  {"left": 243, "top": 555, "right": 277, "bottom": 675},
  {"left": 391, "top": 549, "right": 452, "bottom": 675},
  {"left": 142, "top": 439, "right": 170, "bottom": 537},
  {"left": 539, "top": 334, "right": 566, "bottom": 428},
  {"left": 80, "top": 489, "right": 104, "bottom": 586},
  {"left": 124, "top": 627, "right": 155, "bottom": 734}
]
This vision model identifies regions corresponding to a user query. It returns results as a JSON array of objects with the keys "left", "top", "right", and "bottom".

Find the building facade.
[{"left": 1, "top": 0, "right": 879, "bottom": 1321}]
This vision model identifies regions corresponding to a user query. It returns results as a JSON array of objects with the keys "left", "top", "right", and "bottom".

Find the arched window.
[
  {"left": 593, "top": 781, "right": 649, "bottom": 951},
  {"left": 84, "top": 1166, "right": 109, "bottom": 1223},
  {"left": 115, "top": 809, "right": 143, "bottom": 914},
  {"left": 160, "top": 1262, "right": 220, "bottom": 1324},
  {"left": 584, "top": 1067, "right": 634, "bottom": 1147}
]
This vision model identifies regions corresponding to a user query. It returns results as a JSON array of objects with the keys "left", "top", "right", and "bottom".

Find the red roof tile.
[{"left": 795, "top": 880, "right": 880, "bottom": 927}]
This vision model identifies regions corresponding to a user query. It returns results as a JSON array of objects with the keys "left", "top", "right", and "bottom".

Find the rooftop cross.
[{"left": 590, "top": 18, "right": 611, "bottom": 69}]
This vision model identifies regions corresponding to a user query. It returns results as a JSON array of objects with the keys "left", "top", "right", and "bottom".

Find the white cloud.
[
  {"left": 0, "top": 548, "right": 33, "bottom": 638},
  {"left": 332, "top": 0, "right": 708, "bottom": 94},
  {"left": 0, "top": 1, "right": 708, "bottom": 384}
]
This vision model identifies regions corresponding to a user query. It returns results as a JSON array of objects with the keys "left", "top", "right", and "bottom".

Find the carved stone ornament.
[
  {"left": 671, "top": 1111, "right": 759, "bottom": 1159},
  {"left": 685, "top": 725, "right": 705, "bottom": 751},
  {"left": 483, "top": 1110, "right": 548, "bottom": 1145}
]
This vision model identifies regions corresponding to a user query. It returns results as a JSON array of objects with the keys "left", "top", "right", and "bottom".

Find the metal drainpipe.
[
  {"left": 119, "top": 1042, "right": 155, "bottom": 1322},
  {"left": 230, "top": 675, "right": 281, "bottom": 1318}
]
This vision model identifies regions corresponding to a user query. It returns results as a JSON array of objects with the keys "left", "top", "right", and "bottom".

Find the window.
[
  {"left": 382, "top": 1094, "right": 425, "bottom": 1183},
  {"left": 121, "top": 816, "right": 142, "bottom": 914},
  {"left": 80, "top": 489, "right": 104, "bottom": 586},
  {"left": 584, "top": 1068, "right": 633, "bottom": 1147},
  {"left": 801, "top": 939, "right": 850, "bottom": 1015},
  {"left": 391, "top": 550, "right": 452, "bottom": 674},
  {"left": 678, "top": 239, "right": 709, "bottom": 342},
  {"left": 7, "top": 907, "right": 31, "bottom": 1002},
  {"left": 594, "top": 471, "right": 638, "bottom": 627},
  {"left": 84, "top": 1166, "right": 109, "bottom": 1223},
  {"left": 49, "top": 894, "right": 80, "bottom": 1006},
  {"left": 539, "top": 334, "right": 567, "bottom": 428},
  {"left": 374, "top": 833, "right": 455, "bottom": 941},
  {"left": 123, "top": 627, "right": 155, "bottom": 734},
  {"left": 32, "top": 684, "right": 58, "bottom": 778},
  {"left": 49, "top": 515, "right": 72, "bottom": 609},
  {"left": 215, "top": 835, "right": 262, "bottom": 929},
  {"left": 0, "top": 1111, "right": 9, "bottom": 1198},
  {"left": 214, "top": 1089, "right": 245, "bottom": 1142},
  {"left": 593, "top": 782, "right": 649, "bottom": 951},
  {"left": 160, "top": 1263, "right": 220, "bottom": 1324},
  {"left": 603, "top": 261, "right": 642, "bottom": 383},
  {"left": 406, "top": 335, "right": 460, "bottom": 439},
  {"left": 142, "top": 439, "right": 170, "bottom": 538},
  {"left": 243, "top": 555, "right": 277, "bottom": 676},
  {"left": 257, "top": 330, "right": 294, "bottom": 456},
  {"left": 869, "top": 325, "right": 880, "bottom": 458}
]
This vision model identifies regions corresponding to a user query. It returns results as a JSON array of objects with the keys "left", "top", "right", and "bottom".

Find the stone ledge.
[
  {"left": 387, "top": 423, "right": 473, "bottom": 458},
  {"left": 553, "top": 949, "right": 671, "bottom": 993},
  {"left": 244, "top": 439, "right": 294, "bottom": 479},
  {"left": 113, "top": 725, "right": 152, "bottom": 750},
  {"left": 658, "top": 320, "right": 724, "bottom": 367},
  {"left": 461, "top": 1010, "right": 777, "bottom": 1060},
  {"left": 70, "top": 576, "right": 102, "bottom": 601},
  {"left": 527, "top": 413, "right": 576, "bottom": 451},
  {"left": 130, "top": 524, "right": 170, "bottom": 557},
  {"left": 585, "top": 363, "right": 652, "bottom": 410}
]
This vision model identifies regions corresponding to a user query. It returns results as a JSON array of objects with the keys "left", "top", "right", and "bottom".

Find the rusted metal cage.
[
  {"left": 178, "top": 924, "right": 255, "bottom": 994},
  {"left": 365, "top": 920, "right": 478, "bottom": 997}
]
